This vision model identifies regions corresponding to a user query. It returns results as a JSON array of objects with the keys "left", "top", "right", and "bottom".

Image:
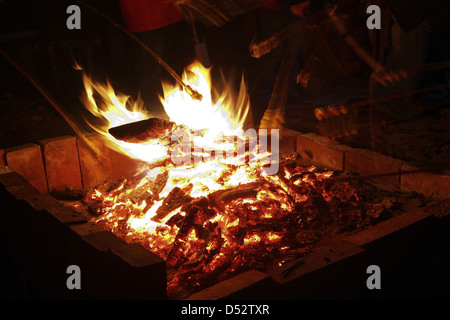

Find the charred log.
[
  {"left": 208, "top": 182, "right": 263, "bottom": 209},
  {"left": 152, "top": 186, "right": 194, "bottom": 223},
  {"left": 108, "top": 118, "right": 174, "bottom": 143}
]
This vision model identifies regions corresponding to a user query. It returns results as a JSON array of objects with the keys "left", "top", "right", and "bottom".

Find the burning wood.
[
  {"left": 108, "top": 118, "right": 175, "bottom": 143},
  {"left": 70, "top": 60, "right": 421, "bottom": 298},
  {"left": 80, "top": 146, "right": 412, "bottom": 298}
]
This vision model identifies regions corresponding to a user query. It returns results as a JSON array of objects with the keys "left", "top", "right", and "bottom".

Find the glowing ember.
[{"left": 77, "top": 61, "right": 365, "bottom": 298}]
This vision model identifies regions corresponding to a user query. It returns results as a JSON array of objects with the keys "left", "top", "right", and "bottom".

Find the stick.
[
  {"left": 315, "top": 83, "right": 450, "bottom": 120},
  {"left": 326, "top": 3, "right": 382, "bottom": 72},
  {"left": 249, "top": 0, "right": 357, "bottom": 58},
  {"left": 327, "top": 6, "right": 450, "bottom": 80},
  {"left": 419, "top": 59, "right": 450, "bottom": 74},
  {"left": 75, "top": 0, "right": 203, "bottom": 101}
]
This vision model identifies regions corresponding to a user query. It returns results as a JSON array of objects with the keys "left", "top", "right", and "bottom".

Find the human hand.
[{"left": 372, "top": 68, "right": 408, "bottom": 87}]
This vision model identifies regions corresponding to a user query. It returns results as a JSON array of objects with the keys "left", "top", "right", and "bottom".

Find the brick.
[
  {"left": 112, "top": 243, "right": 164, "bottom": 268},
  {"left": 67, "top": 222, "right": 166, "bottom": 299},
  {"left": 0, "top": 169, "right": 29, "bottom": 188},
  {"left": 343, "top": 203, "right": 436, "bottom": 247},
  {"left": 109, "top": 243, "right": 167, "bottom": 300},
  {"left": 47, "top": 206, "right": 87, "bottom": 224},
  {"left": 70, "top": 221, "right": 106, "bottom": 237},
  {"left": 279, "top": 128, "right": 301, "bottom": 154},
  {"left": 187, "top": 270, "right": 270, "bottom": 300},
  {"left": 110, "top": 149, "right": 143, "bottom": 180},
  {"left": 5, "top": 143, "right": 48, "bottom": 193},
  {"left": 269, "top": 240, "right": 364, "bottom": 285},
  {"left": 0, "top": 150, "right": 5, "bottom": 166},
  {"left": 344, "top": 148, "right": 402, "bottom": 188},
  {"left": 69, "top": 220, "right": 164, "bottom": 263},
  {"left": 69, "top": 221, "right": 128, "bottom": 253},
  {"left": 6, "top": 183, "right": 40, "bottom": 200},
  {"left": 401, "top": 164, "right": 450, "bottom": 200},
  {"left": 279, "top": 136, "right": 296, "bottom": 153},
  {"left": 83, "top": 231, "right": 125, "bottom": 252},
  {"left": 39, "top": 136, "right": 83, "bottom": 193},
  {"left": 296, "top": 133, "right": 345, "bottom": 171},
  {"left": 76, "top": 133, "right": 114, "bottom": 188},
  {"left": 24, "top": 192, "right": 62, "bottom": 212}
]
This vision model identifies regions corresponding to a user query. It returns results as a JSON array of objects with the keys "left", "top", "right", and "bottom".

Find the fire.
[
  {"left": 78, "top": 60, "right": 346, "bottom": 298},
  {"left": 77, "top": 66, "right": 170, "bottom": 163},
  {"left": 80, "top": 72, "right": 147, "bottom": 128}
]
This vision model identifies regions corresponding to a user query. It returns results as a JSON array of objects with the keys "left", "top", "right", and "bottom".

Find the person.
[
  {"left": 118, "top": 0, "right": 195, "bottom": 116},
  {"left": 367, "top": 0, "right": 450, "bottom": 119},
  {"left": 245, "top": 0, "right": 302, "bottom": 129}
]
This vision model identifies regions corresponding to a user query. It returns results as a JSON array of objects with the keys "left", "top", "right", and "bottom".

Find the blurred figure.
[
  {"left": 119, "top": 0, "right": 195, "bottom": 116},
  {"left": 246, "top": 0, "right": 300, "bottom": 129},
  {"left": 368, "top": 0, "right": 450, "bottom": 119}
]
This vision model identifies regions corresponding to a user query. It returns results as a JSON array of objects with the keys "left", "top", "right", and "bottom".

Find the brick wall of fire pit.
[
  {"left": 0, "top": 167, "right": 166, "bottom": 299},
  {"left": 1, "top": 132, "right": 449, "bottom": 200},
  {"left": 1, "top": 130, "right": 449, "bottom": 299},
  {"left": 3, "top": 131, "right": 448, "bottom": 200}
]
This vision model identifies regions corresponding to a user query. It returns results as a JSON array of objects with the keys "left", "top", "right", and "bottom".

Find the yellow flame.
[
  {"left": 161, "top": 61, "right": 250, "bottom": 139},
  {"left": 80, "top": 72, "right": 148, "bottom": 129},
  {"left": 78, "top": 61, "right": 250, "bottom": 165},
  {"left": 76, "top": 66, "right": 172, "bottom": 163}
]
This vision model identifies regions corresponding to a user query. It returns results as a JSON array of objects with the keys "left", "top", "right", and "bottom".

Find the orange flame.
[
  {"left": 162, "top": 62, "right": 250, "bottom": 138},
  {"left": 76, "top": 60, "right": 338, "bottom": 297},
  {"left": 78, "top": 61, "right": 252, "bottom": 164}
]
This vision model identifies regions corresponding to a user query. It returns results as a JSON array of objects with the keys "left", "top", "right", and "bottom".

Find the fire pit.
[
  {"left": 1, "top": 132, "right": 447, "bottom": 300},
  {"left": 1, "top": 61, "right": 449, "bottom": 300},
  {"left": 76, "top": 151, "right": 436, "bottom": 299}
]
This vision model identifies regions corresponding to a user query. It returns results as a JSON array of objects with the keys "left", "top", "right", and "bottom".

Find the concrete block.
[
  {"left": 279, "top": 129, "right": 301, "bottom": 154},
  {"left": 343, "top": 204, "right": 436, "bottom": 247},
  {"left": 70, "top": 221, "right": 106, "bottom": 237},
  {"left": 39, "top": 136, "right": 83, "bottom": 193},
  {"left": 6, "top": 183, "right": 40, "bottom": 200},
  {"left": 401, "top": 164, "right": 450, "bottom": 200},
  {"left": 111, "top": 243, "right": 165, "bottom": 269},
  {"left": 82, "top": 230, "right": 125, "bottom": 252},
  {"left": 4, "top": 143, "right": 48, "bottom": 193},
  {"left": 297, "top": 133, "right": 345, "bottom": 171},
  {"left": 0, "top": 169, "right": 30, "bottom": 189},
  {"left": 344, "top": 148, "right": 402, "bottom": 188},
  {"left": 187, "top": 269, "right": 270, "bottom": 300},
  {"left": 68, "top": 222, "right": 167, "bottom": 299},
  {"left": 76, "top": 134, "right": 114, "bottom": 188},
  {"left": 47, "top": 206, "right": 87, "bottom": 224},
  {"left": 24, "top": 192, "right": 62, "bottom": 212},
  {"left": 269, "top": 240, "right": 364, "bottom": 285}
]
